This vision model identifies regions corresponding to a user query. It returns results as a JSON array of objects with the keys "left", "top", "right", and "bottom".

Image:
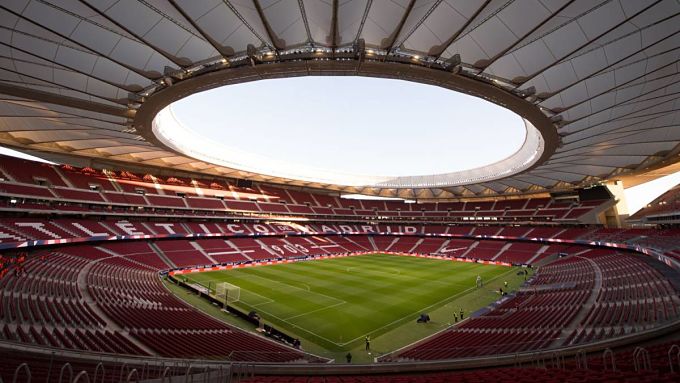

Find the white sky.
[
  {"left": 171, "top": 76, "right": 526, "bottom": 177},
  {"left": 625, "top": 173, "right": 680, "bottom": 215},
  {"left": 0, "top": 147, "right": 52, "bottom": 163}
]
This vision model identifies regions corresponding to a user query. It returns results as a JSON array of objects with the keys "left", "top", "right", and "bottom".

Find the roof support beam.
[
  {"left": 544, "top": 29, "right": 680, "bottom": 110},
  {"left": 559, "top": 113, "right": 680, "bottom": 152},
  {"left": 0, "top": 4, "right": 159, "bottom": 81},
  {"left": 252, "top": 0, "right": 286, "bottom": 50},
  {"left": 0, "top": 102, "right": 123, "bottom": 125},
  {"left": 517, "top": 0, "right": 663, "bottom": 87},
  {"left": 559, "top": 72, "right": 680, "bottom": 128},
  {"left": 391, "top": 0, "right": 443, "bottom": 53},
  {"left": 480, "top": 0, "right": 576, "bottom": 71},
  {"left": 0, "top": 41, "right": 136, "bottom": 93},
  {"left": 297, "top": 0, "right": 314, "bottom": 44},
  {"left": 563, "top": 107, "right": 680, "bottom": 146},
  {"left": 0, "top": 122, "right": 128, "bottom": 134},
  {"left": 167, "top": 0, "right": 235, "bottom": 57},
  {"left": 353, "top": 0, "right": 373, "bottom": 44},
  {"left": 221, "top": 1, "right": 271, "bottom": 50},
  {"left": 0, "top": 83, "right": 130, "bottom": 118},
  {"left": 381, "top": 0, "right": 416, "bottom": 54},
  {"left": 556, "top": 123, "right": 680, "bottom": 153},
  {"left": 430, "top": 0, "right": 492, "bottom": 59},
  {"left": 79, "top": 0, "right": 190, "bottom": 69},
  {"left": 0, "top": 66, "right": 124, "bottom": 106},
  {"left": 330, "top": 0, "right": 339, "bottom": 47}
]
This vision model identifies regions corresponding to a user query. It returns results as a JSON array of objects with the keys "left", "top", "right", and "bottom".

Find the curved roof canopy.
[{"left": 0, "top": 0, "right": 678, "bottom": 199}]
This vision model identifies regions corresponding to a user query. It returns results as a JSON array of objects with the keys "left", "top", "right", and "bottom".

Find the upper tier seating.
[
  {"left": 629, "top": 184, "right": 680, "bottom": 222},
  {"left": 3, "top": 217, "right": 680, "bottom": 269},
  {"left": 0, "top": 154, "right": 610, "bottom": 222},
  {"left": 0, "top": 156, "right": 67, "bottom": 187}
]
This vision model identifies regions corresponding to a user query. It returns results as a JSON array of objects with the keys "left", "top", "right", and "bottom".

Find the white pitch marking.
[
  {"left": 336, "top": 267, "right": 517, "bottom": 346},
  {"left": 234, "top": 272, "right": 345, "bottom": 305},
  {"left": 283, "top": 301, "right": 347, "bottom": 321},
  {"left": 241, "top": 289, "right": 275, "bottom": 307},
  {"left": 240, "top": 304, "right": 345, "bottom": 346}
]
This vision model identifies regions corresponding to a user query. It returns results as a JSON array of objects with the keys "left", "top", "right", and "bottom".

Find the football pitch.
[{"left": 181, "top": 254, "right": 520, "bottom": 357}]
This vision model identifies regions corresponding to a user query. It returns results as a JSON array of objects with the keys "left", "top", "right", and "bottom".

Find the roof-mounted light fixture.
[{"left": 445, "top": 54, "right": 461, "bottom": 74}]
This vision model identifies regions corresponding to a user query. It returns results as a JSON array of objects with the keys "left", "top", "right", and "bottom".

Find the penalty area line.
[
  {"left": 238, "top": 272, "right": 345, "bottom": 305},
  {"left": 242, "top": 289, "right": 276, "bottom": 307}
]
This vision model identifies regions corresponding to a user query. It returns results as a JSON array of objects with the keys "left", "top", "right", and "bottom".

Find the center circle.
[{"left": 154, "top": 76, "right": 537, "bottom": 187}]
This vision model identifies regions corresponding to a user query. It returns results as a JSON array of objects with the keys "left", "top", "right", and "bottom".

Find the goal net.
[{"left": 215, "top": 282, "right": 241, "bottom": 303}]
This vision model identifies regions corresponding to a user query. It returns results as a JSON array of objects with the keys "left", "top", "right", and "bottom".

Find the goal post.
[{"left": 215, "top": 282, "right": 241, "bottom": 304}]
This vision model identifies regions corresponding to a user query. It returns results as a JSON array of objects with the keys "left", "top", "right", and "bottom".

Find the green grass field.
[{"left": 180, "top": 253, "right": 523, "bottom": 360}]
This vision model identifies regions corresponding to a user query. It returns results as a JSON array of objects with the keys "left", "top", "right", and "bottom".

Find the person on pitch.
[{"left": 365, "top": 335, "right": 371, "bottom": 351}]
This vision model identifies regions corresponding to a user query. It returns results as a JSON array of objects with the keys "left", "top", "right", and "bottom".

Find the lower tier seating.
[
  {"left": 0, "top": 247, "right": 312, "bottom": 362},
  {"left": 388, "top": 251, "right": 680, "bottom": 361},
  {"left": 1, "top": 233, "right": 679, "bottom": 365}
]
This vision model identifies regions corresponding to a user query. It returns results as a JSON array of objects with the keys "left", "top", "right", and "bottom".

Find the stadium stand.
[
  {"left": 0, "top": 155, "right": 612, "bottom": 223},
  {"left": 629, "top": 184, "right": 680, "bottom": 225},
  {"left": 384, "top": 251, "right": 680, "bottom": 361},
  {"left": 1, "top": 156, "right": 680, "bottom": 382},
  {"left": 0, "top": 246, "right": 314, "bottom": 363},
  {"left": 0, "top": 168, "right": 680, "bottom": 381},
  {"left": 2, "top": 2, "right": 680, "bottom": 381}
]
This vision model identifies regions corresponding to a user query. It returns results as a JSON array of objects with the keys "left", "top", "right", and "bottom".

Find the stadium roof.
[{"left": 0, "top": 0, "right": 678, "bottom": 199}]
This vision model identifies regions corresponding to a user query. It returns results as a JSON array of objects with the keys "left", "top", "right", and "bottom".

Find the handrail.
[
  {"left": 58, "top": 363, "right": 73, "bottom": 383},
  {"left": 160, "top": 367, "right": 172, "bottom": 383},
  {"left": 2, "top": 317, "right": 680, "bottom": 378},
  {"left": 633, "top": 347, "right": 651, "bottom": 372},
  {"left": 126, "top": 369, "right": 140, "bottom": 383},
  {"left": 92, "top": 362, "right": 105, "bottom": 383},
  {"left": 72, "top": 371, "right": 90, "bottom": 383},
  {"left": 575, "top": 349, "right": 587, "bottom": 370},
  {"left": 12, "top": 363, "right": 31, "bottom": 383},
  {"left": 668, "top": 344, "right": 680, "bottom": 373},
  {"left": 548, "top": 352, "right": 564, "bottom": 369},
  {"left": 140, "top": 362, "right": 149, "bottom": 381},
  {"left": 45, "top": 351, "right": 55, "bottom": 383},
  {"left": 184, "top": 364, "right": 193, "bottom": 383},
  {"left": 602, "top": 348, "right": 616, "bottom": 371},
  {"left": 118, "top": 363, "right": 129, "bottom": 383},
  {"left": 9, "top": 342, "right": 680, "bottom": 381}
]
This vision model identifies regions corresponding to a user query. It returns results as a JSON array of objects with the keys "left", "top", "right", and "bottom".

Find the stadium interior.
[{"left": 1, "top": 1, "right": 680, "bottom": 382}]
